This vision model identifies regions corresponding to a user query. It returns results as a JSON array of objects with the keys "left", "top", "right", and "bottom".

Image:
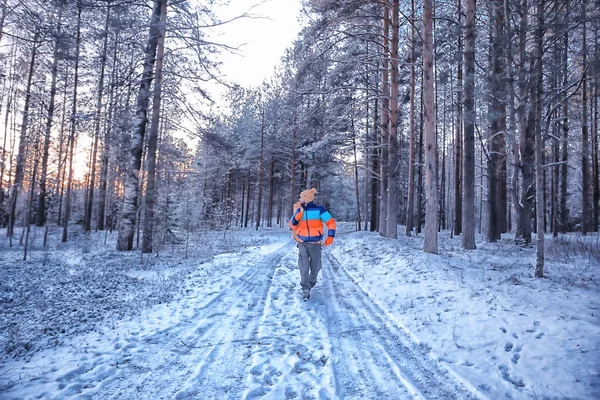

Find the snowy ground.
[{"left": 1, "top": 226, "right": 598, "bottom": 399}]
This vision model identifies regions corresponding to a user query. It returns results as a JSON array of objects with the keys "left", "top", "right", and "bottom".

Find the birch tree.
[{"left": 116, "top": 0, "right": 164, "bottom": 251}]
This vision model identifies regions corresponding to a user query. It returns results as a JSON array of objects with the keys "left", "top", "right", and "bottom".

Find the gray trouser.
[{"left": 298, "top": 242, "right": 322, "bottom": 293}]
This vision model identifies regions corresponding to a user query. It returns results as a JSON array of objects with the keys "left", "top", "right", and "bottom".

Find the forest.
[{"left": 0, "top": 0, "right": 598, "bottom": 271}]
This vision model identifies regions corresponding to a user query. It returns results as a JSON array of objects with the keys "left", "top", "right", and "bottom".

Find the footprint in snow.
[{"left": 511, "top": 352, "right": 521, "bottom": 364}]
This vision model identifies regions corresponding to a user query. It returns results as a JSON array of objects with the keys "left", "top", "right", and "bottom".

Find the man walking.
[{"left": 289, "top": 188, "right": 336, "bottom": 301}]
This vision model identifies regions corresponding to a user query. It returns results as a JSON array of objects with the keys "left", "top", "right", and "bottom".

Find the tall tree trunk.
[
  {"left": 24, "top": 131, "right": 40, "bottom": 261},
  {"left": 0, "top": 0, "right": 9, "bottom": 45},
  {"left": 240, "top": 173, "right": 246, "bottom": 227},
  {"left": 37, "top": 11, "right": 63, "bottom": 226},
  {"left": 495, "top": 0, "right": 508, "bottom": 236},
  {"left": 62, "top": 2, "right": 82, "bottom": 243},
  {"left": 487, "top": 0, "right": 507, "bottom": 242},
  {"left": 462, "top": 0, "right": 476, "bottom": 249},
  {"left": 85, "top": 3, "right": 111, "bottom": 232},
  {"left": 371, "top": 97, "right": 379, "bottom": 231},
  {"left": 256, "top": 104, "right": 265, "bottom": 230},
  {"left": 8, "top": 30, "right": 39, "bottom": 239},
  {"left": 386, "top": 0, "right": 399, "bottom": 238},
  {"left": 560, "top": 1, "right": 569, "bottom": 233},
  {"left": 505, "top": 0, "right": 521, "bottom": 240},
  {"left": 116, "top": 0, "right": 162, "bottom": 250},
  {"left": 98, "top": 30, "right": 119, "bottom": 231},
  {"left": 245, "top": 179, "right": 251, "bottom": 228},
  {"left": 581, "top": 1, "right": 591, "bottom": 235},
  {"left": 552, "top": 74, "right": 560, "bottom": 237},
  {"left": 364, "top": 61, "right": 370, "bottom": 231},
  {"left": 423, "top": 0, "right": 438, "bottom": 253},
  {"left": 0, "top": 53, "right": 16, "bottom": 227},
  {"left": 141, "top": 0, "right": 167, "bottom": 253},
  {"left": 416, "top": 90, "right": 425, "bottom": 234},
  {"left": 441, "top": 85, "right": 447, "bottom": 231},
  {"left": 352, "top": 114, "right": 361, "bottom": 230},
  {"left": 268, "top": 158, "right": 274, "bottom": 227},
  {"left": 55, "top": 63, "right": 70, "bottom": 227},
  {"left": 379, "top": 3, "right": 390, "bottom": 237},
  {"left": 406, "top": 0, "right": 416, "bottom": 236},
  {"left": 515, "top": 0, "right": 534, "bottom": 244},
  {"left": 455, "top": 0, "right": 464, "bottom": 236},
  {"left": 534, "top": 0, "right": 544, "bottom": 277},
  {"left": 290, "top": 112, "right": 297, "bottom": 209},
  {"left": 593, "top": 22, "right": 599, "bottom": 232}
]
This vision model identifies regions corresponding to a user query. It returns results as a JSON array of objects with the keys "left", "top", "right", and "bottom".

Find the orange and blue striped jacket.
[{"left": 289, "top": 202, "right": 336, "bottom": 243}]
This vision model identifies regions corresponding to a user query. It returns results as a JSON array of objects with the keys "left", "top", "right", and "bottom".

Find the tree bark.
[
  {"left": 416, "top": 88, "right": 425, "bottom": 234},
  {"left": 593, "top": 22, "right": 599, "bottom": 232},
  {"left": 534, "top": 0, "right": 544, "bottom": 277},
  {"left": 56, "top": 74, "right": 69, "bottom": 227},
  {"left": 515, "top": 0, "right": 534, "bottom": 244},
  {"left": 386, "top": 0, "right": 399, "bottom": 239},
  {"left": 379, "top": 2, "right": 390, "bottom": 237},
  {"left": 371, "top": 97, "right": 379, "bottom": 231},
  {"left": 487, "top": 0, "right": 507, "bottom": 242},
  {"left": 141, "top": 0, "right": 167, "bottom": 253},
  {"left": 559, "top": 1, "right": 569, "bottom": 233},
  {"left": 0, "top": 53, "right": 16, "bottom": 227},
  {"left": 423, "top": 0, "right": 438, "bottom": 253},
  {"left": 24, "top": 131, "right": 40, "bottom": 261},
  {"left": 581, "top": 1, "right": 591, "bottom": 235},
  {"left": 455, "top": 0, "right": 464, "bottom": 237},
  {"left": 462, "top": 0, "right": 476, "bottom": 249},
  {"left": 268, "top": 158, "right": 274, "bottom": 227},
  {"left": 116, "top": 0, "right": 163, "bottom": 250},
  {"left": 290, "top": 111, "right": 297, "bottom": 209},
  {"left": 406, "top": 0, "right": 416, "bottom": 236},
  {"left": 256, "top": 102, "right": 265, "bottom": 230}
]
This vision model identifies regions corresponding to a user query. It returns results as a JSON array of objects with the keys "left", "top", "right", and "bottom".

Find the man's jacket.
[{"left": 289, "top": 202, "right": 336, "bottom": 243}]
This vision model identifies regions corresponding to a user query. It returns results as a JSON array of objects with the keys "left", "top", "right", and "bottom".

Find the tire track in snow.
[
  {"left": 322, "top": 252, "right": 479, "bottom": 400},
  {"left": 242, "top": 249, "right": 335, "bottom": 400},
  {"left": 83, "top": 242, "right": 294, "bottom": 400}
]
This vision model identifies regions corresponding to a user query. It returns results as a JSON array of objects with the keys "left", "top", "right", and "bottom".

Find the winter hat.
[{"left": 300, "top": 188, "right": 317, "bottom": 204}]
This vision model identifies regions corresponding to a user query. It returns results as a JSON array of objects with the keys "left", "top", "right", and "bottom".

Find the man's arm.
[
  {"left": 289, "top": 207, "right": 304, "bottom": 230},
  {"left": 320, "top": 208, "right": 336, "bottom": 245}
]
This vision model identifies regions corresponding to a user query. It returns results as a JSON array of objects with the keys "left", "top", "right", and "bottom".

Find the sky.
[{"left": 209, "top": 0, "right": 304, "bottom": 91}]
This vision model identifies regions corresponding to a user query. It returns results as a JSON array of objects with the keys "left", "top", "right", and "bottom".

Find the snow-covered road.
[
  {"left": 1, "top": 238, "right": 481, "bottom": 399},
  {"left": 320, "top": 253, "right": 476, "bottom": 400}
]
